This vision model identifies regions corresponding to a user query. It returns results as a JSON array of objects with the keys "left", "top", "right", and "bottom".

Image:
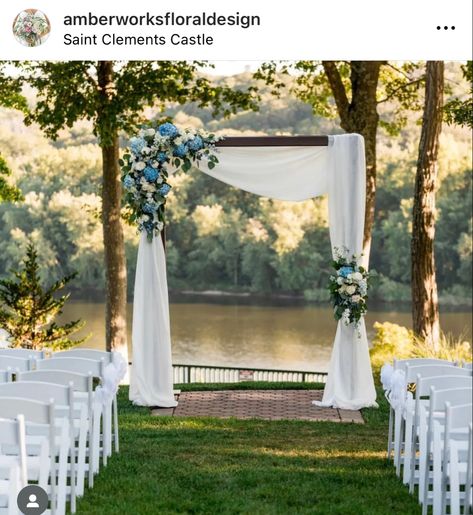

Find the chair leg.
[
  {"left": 404, "top": 410, "right": 414, "bottom": 484},
  {"left": 396, "top": 417, "right": 405, "bottom": 477},
  {"left": 394, "top": 409, "right": 402, "bottom": 469},
  {"left": 113, "top": 395, "right": 119, "bottom": 453}
]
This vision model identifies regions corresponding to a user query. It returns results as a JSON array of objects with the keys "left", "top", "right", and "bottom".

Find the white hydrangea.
[
  {"left": 352, "top": 295, "right": 361, "bottom": 303},
  {"left": 174, "top": 136, "right": 184, "bottom": 145},
  {"left": 134, "top": 161, "right": 146, "bottom": 171},
  {"left": 351, "top": 272, "right": 363, "bottom": 282},
  {"left": 336, "top": 276, "right": 344, "bottom": 285},
  {"left": 145, "top": 128, "right": 156, "bottom": 137},
  {"left": 346, "top": 285, "right": 357, "bottom": 295},
  {"left": 342, "top": 309, "right": 351, "bottom": 325},
  {"left": 141, "top": 146, "right": 151, "bottom": 155}
]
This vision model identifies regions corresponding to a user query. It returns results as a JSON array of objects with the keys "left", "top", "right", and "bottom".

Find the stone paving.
[{"left": 151, "top": 389, "right": 364, "bottom": 423}]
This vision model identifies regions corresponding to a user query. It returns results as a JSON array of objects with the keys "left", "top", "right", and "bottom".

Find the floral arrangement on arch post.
[
  {"left": 328, "top": 247, "right": 370, "bottom": 329},
  {"left": 120, "top": 122, "right": 221, "bottom": 241}
]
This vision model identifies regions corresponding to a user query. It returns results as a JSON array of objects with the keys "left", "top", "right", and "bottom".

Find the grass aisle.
[{"left": 76, "top": 384, "right": 420, "bottom": 514}]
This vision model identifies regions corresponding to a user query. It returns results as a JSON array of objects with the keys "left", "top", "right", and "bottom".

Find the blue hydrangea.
[
  {"left": 130, "top": 137, "right": 146, "bottom": 155},
  {"left": 142, "top": 203, "right": 157, "bottom": 214},
  {"left": 157, "top": 152, "right": 168, "bottom": 163},
  {"left": 187, "top": 135, "right": 203, "bottom": 151},
  {"left": 173, "top": 144, "right": 188, "bottom": 158},
  {"left": 339, "top": 266, "right": 354, "bottom": 278},
  {"left": 123, "top": 175, "right": 134, "bottom": 189},
  {"left": 158, "top": 184, "right": 171, "bottom": 196},
  {"left": 159, "top": 122, "right": 178, "bottom": 137},
  {"left": 143, "top": 166, "right": 159, "bottom": 182},
  {"left": 143, "top": 220, "right": 155, "bottom": 234}
]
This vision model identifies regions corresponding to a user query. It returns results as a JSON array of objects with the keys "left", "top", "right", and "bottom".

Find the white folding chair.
[
  {"left": 52, "top": 349, "right": 123, "bottom": 453},
  {"left": 0, "top": 349, "right": 45, "bottom": 360},
  {"left": 447, "top": 423, "right": 472, "bottom": 515},
  {"left": 0, "top": 383, "right": 78, "bottom": 513},
  {"left": 17, "top": 370, "right": 95, "bottom": 493},
  {"left": 0, "top": 398, "right": 61, "bottom": 515},
  {"left": 384, "top": 358, "right": 455, "bottom": 460},
  {"left": 441, "top": 403, "right": 473, "bottom": 515},
  {"left": 0, "top": 416, "right": 27, "bottom": 515},
  {"left": 394, "top": 364, "right": 470, "bottom": 477},
  {"left": 0, "top": 371, "right": 12, "bottom": 384},
  {"left": 420, "top": 387, "right": 473, "bottom": 514},
  {"left": 409, "top": 375, "right": 473, "bottom": 493},
  {"left": 0, "top": 356, "right": 32, "bottom": 374}
]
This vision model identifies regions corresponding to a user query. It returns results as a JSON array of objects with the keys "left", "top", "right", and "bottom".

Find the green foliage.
[
  {"left": 444, "top": 62, "right": 473, "bottom": 128},
  {"left": 15, "top": 61, "right": 259, "bottom": 145},
  {"left": 370, "top": 321, "right": 472, "bottom": 371},
  {"left": 0, "top": 243, "right": 87, "bottom": 350},
  {"left": 0, "top": 154, "right": 22, "bottom": 203}
]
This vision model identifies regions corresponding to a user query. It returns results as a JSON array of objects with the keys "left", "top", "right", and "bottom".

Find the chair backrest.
[
  {"left": 416, "top": 374, "right": 473, "bottom": 398},
  {"left": 17, "top": 369, "right": 91, "bottom": 393},
  {"left": 0, "top": 369, "right": 11, "bottom": 383},
  {"left": 394, "top": 358, "right": 454, "bottom": 372},
  {"left": 0, "top": 381, "right": 72, "bottom": 407},
  {"left": 36, "top": 356, "right": 104, "bottom": 378},
  {"left": 0, "top": 348, "right": 45, "bottom": 360},
  {"left": 0, "top": 397, "right": 54, "bottom": 425},
  {"left": 406, "top": 364, "right": 471, "bottom": 383},
  {"left": 0, "top": 415, "right": 27, "bottom": 486},
  {"left": 430, "top": 387, "right": 473, "bottom": 413},
  {"left": 445, "top": 403, "right": 473, "bottom": 436},
  {"left": 53, "top": 348, "right": 112, "bottom": 364},
  {"left": 0, "top": 355, "right": 31, "bottom": 372}
]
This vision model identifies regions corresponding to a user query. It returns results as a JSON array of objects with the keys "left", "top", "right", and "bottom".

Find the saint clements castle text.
[{"left": 64, "top": 33, "right": 215, "bottom": 46}]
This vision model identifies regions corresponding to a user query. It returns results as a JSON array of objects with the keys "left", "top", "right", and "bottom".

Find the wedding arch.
[{"left": 127, "top": 132, "right": 377, "bottom": 410}]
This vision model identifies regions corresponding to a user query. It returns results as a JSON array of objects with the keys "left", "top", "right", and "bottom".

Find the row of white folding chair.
[
  {"left": 0, "top": 349, "right": 45, "bottom": 360},
  {"left": 18, "top": 370, "right": 96, "bottom": 494},
  {"left": 441, "top": 404, "right": 473, "bottom": 515},
  {"left": 34, "top": 356, "right": 112, "bottom": 468},
  {"left": 0, "top": 398, "right": 65, "bottom": 515},
  {"left": 386, "top": 358, "right": 456, "bottom": 460},
  {"left": 0, "top": 381, "right": 83, "bottom": 514},
  {"left": 409, "top": 376, "right": 473, "bottom": 497},
  {"left": 0, "top": 416, "right": 27, "bottom": 515},
  {"left": 53, "top": 349, "right": 120, "bottom": 454},
  {"left": 392, "top": 363, "right": 471, "bottom": 476}
]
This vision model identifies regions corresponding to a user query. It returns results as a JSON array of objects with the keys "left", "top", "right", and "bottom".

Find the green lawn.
[{"left": 76, "top": 384, "right": 420, "bottom": 514}]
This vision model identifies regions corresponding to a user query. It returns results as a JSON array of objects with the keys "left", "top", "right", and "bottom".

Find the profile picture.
[{"left": 12, "top": 9, "right": 50, "bottom": 47}]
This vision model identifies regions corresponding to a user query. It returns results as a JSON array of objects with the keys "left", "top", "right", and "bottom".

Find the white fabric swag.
[{"left": 129, "top": 133, "right": 377, "bottom": 410}]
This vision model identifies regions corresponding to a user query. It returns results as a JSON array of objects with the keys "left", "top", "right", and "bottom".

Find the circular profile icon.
[
  {"left": 17, "top": 485, "right": 48, "bottom": 514},
  {"left": 13, "top": 9, "right": 50, "bottom": 47}
]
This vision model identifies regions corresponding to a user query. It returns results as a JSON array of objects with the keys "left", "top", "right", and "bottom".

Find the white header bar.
[{"left": 2, "top": 0, "right": 472, "bottom": 60}]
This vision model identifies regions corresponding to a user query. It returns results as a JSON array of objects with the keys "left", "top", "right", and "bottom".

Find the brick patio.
[{"left": 151, "top": 389, "right": 364, "bottom": 423}]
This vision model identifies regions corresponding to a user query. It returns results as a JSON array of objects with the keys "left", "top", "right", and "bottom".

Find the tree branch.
[
  {"left": 322, "top": 61, "right": 350, "bottom": 123},
  {"left": 378, "top": 78, "right": 424, "bottom": 104}
]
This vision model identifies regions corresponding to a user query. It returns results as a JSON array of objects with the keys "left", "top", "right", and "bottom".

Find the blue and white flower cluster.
[
  {"left": 328, "top": 247, "right": 370, "bottom": 328},
  {"left": 120, "top": 123, "right": 221, "bottom": 241}
]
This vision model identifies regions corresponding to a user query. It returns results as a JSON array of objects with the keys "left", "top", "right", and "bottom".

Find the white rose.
[
  {"left": 338, "top": 285, "right": 346, "bottom": 293},
  {"left": 174, "top": 136, "right": 184, "bottom": 145},
  {"left": 336, "top": 277, "right": 344, "bottom": 285},
  {"left": 138, "top": 129, "right": 146, "bottom": 138},
  {"left": 346, "top": 285, "right": 356, "bottom": 295},
  {"left": 145, "top": 128, "right": 156, "bottom": 137},
  {"left": 352, "top": 295, "right": 361, "bottom": 303},
  {"left": 352, "top": 272, "right": 363, "bottom": 282},
  {"left": 134, "top": 161, "right": 146, "bottom": 171}
]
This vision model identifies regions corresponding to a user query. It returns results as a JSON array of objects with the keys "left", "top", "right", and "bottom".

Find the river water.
[{"left": 61, "top": 297, "right": 472, "bottom": 373}]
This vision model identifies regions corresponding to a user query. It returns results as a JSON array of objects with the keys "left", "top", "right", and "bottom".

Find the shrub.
[{"left": 370, "top": 321, "right": 472, "bottom": 371}]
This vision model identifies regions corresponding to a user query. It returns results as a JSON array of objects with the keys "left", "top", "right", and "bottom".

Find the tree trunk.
[
  {"left": 98, "top": 61, "right": 128, "bottom": 358},
  {"left": 411, "top": 61, "right": 443, "bottom": 350},
  {"left": 323, "top": 61, "right": 381, "bottom": 260}
]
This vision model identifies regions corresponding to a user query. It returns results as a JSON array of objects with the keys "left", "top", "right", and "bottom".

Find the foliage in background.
[
  {"left": 0, "top": 243, "right": 87, "bottom": 350},
  {"left": 370, "top": 321, "right": 472, "bottom": 371},
  {"left": 0, "top": 154, "right": 22, "bottom": 203},
  {"left": 0, "top": 63, "right": 471, "bottom": 307},
  {"left": 444, "top": 61, "right": 473, "bottom": 129}
]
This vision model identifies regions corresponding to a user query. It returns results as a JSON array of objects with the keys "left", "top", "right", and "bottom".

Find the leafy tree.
[
  {"left": 444, "top": 61, "right": 473, "bottom": 128},
  {"left": 411, "top": 61, "right": 444, "bottom": 349},
  {"left": 13, "top": 61, "right": 258, "bottom": 355},
  {"left": 0, "top": 66, "right": 26, "bottom": 203},
  {"left": 0, "top": 243, "right": 86, "bottom": 350},
  {"left": 254, "top": 61, "right": 424, "bottom": 255}
]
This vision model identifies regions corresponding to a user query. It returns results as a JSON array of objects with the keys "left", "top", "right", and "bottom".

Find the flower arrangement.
[
  {"left": 328, "top": 247, "right": 370, "bottom": 328},
  {"left": 13, "top": 10, "right": 49, "bottom": 47},
  {"left": 120, "top": 122, "right": 221, "bottom": 241}
]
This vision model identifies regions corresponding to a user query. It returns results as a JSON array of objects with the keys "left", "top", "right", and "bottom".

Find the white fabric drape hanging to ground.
[{"left": 130, "top": 133, "right": 377, "bottom": 409}]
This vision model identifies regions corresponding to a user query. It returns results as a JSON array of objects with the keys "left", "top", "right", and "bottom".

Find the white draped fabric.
[{"left": 130, "top": 133, "right": 377, "bottom": 409}]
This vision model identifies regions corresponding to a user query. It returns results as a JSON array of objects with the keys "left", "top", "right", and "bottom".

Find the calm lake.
[{"left": 60, "top": 296, "right": 472, "bottom": 373}]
